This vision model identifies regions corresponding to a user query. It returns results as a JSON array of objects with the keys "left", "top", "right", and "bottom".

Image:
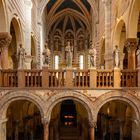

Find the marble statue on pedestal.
[
  {"left": 65, "top": 41, "right": 73, "bottom": 68},
  {"left": 18, "top": 44, "right": 26, "bottom": 69},
  {"left": 89, "top": 43, "right": 96, "bottom": 68},
  {"left": 114, "top": 45, "right": 120, "bottom": 68},
  {"left": 42, "top": 42, "right": 51, "bottom": 67}
]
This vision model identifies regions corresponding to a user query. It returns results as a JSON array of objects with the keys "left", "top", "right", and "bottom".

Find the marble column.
[
  {"left": 24, "top": 0, "right": 32, "bottom": 69},
  {"left": 42, "top": 118, "right": 49, "bottom": 140},
  {"left": 125, "top": 38, "right": 138, "bottom": 70},
  {"left": 0, "top": 32, "right": 12, "bottom": 69},
  {"left": 0, "top": 118, "right": 8, "bottom": 140},
  {"left": 89, "top": 120, "right": 96, "bottom": 140},
  {"left": 102, "top": 0, "right": 113, "bottom": 69}
]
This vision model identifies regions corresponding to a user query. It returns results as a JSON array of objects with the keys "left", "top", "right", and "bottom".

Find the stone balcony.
[{"left": 0, "top": 67, "right": 139, "bottom": 90}]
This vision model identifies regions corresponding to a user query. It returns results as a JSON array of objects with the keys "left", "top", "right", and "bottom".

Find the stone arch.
[
  {"left": 93, "top": 90, "right": 140, "bottom": 122},
  {"left": 113, "top": 19, "right": 126, "bottom": 47},
  {"left": 0, "top": 0, "right": 8, "bottom": 31},
  {"left": 128, "top": 0, "right": 140, "bottom": 38},
  {"left": 10, "top": 16, "right": 24, "bottom": 46},
  {"left": 0, "top": 91, "right": 45, "bottom": 119},
  {"left": 113, "top": 19, "right": 127, "bottom": 68},
  {"left": 44, "top": 91, "right": 96, "bottom": 122}
]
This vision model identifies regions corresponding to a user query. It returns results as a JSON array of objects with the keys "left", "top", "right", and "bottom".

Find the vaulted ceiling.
[{"left": 44, "top": 0, "right": 92, "bottom": 35}]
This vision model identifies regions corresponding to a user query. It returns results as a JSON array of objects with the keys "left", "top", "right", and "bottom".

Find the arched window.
[
  {"left": 55, "top": 55, "right": 59, "bottom": 69},
  {"left": 79, "top": 55, "right": 84, "bottom": 69}
]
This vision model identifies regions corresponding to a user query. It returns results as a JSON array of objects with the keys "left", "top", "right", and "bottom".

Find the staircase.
[{"left": 59, "top": 126, "right": 79, "bottom": 140}]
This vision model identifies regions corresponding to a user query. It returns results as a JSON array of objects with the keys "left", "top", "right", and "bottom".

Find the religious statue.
[
  {"left": 114, "top": 45, "right": 120, "bottom": 68},
  {"left": 18, "top": 44, "right": 26, "bottom": 69},
  {"left": 136, "top": 45, "right": 140, "bottom": 67},
  {"left": 89, "top": 43, "right": 96, "bottom": 68},
  {"left": 42, "top": 42, "right": 51, "bottom": 67},
  {"left": 65, "top": 41, "right": 73, "bottom": 68}
]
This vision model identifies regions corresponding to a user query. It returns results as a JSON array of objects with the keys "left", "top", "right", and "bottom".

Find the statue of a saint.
[
  {"left": 42, "top": 42, "right": 50, "bottom": 67},
  {"left": 114, "top": 45, "right": 120, "bottom": 68},
  {"left": 136, "top": 45, "right": 140, "bottom": 67},
  {"left": 18, "top": 44, "right": 26, "bottom": 69},
  {"left": 65, "top": 41, "right": 73, "bottom": 68},
  {"left": 89, "top": 43, "right": 96, "bottom": 68}
]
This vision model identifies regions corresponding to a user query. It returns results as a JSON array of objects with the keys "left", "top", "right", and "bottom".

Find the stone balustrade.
[{"left": 0, "top": 68, "right": 139, "bottom": 88}]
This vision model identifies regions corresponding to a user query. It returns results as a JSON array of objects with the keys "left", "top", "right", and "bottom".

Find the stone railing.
[
  {"left": 0, "top": 68, "right": 139, "bottom": 88},
  {"left": 96, "top": 70, "right": 114, "bottom": 88},
  {"left": 121, "top": 70, "right": 137, "bottom": 87},
  {"left": 73, "top": 70, "right": 89, "bottom": 88}
]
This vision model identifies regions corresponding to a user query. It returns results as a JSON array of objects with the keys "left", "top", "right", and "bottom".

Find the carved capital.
[
  {"left": 125, "top": 38, "right": 138, "bottom": 52},
  {"left": 0, "top": 32, "right": 12, "bottom": 48},
  {"left": 42, "top": 117, "right": 49, "bottom": 125},
  {"left": 88, "top": 119, "right": 97, "bottom": 128}
]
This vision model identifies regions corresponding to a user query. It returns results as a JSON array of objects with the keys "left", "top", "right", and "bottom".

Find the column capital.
[
  {"left": 42, "top": 117, "right": 49, "bottom": 125},
  {"left": 125, "top": 38, "right": 138, "bottom": 52},
  {"left": 0, "top": 32, "right": 12, "bottom": 48},
  {"left": 88, "top": 119, "right": 97, "bottom": 128}
]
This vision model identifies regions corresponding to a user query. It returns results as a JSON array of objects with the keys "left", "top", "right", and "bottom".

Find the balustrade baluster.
[
  {"left": 82, "top": 72, "right": 84, "bottom": 87},
  {"left": 78, "top": 72, "right": 80, "bottom": 87},
  {"left": 50, "top": 72, "right": 53, "bottom": 87}
]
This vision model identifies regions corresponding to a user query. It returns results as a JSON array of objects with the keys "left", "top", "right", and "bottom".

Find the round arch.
[
  {"left": 39, "top": 0, "right": 98, "bottom": 18},
  {"left": 0, "top": 0, "right": 8, "bottom": 31},
  {"left": 0, "top": 91, "right": 45, "bottom": 119},
  {"left": 44, "top": 91, "right": 96, "bottom": 122},
  {"left": 128, "top": 0, "right": 140, "bottom": 38},
  {"left": 10, "top": 16, "right": 24, "bottom": 46},
  {"left": 94, "top": 90, "right": 140, "bottom": 122}
]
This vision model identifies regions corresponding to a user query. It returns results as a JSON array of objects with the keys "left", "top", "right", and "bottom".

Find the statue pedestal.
[{"left": 114, "top": 68, "right": 121, "bottom": 88}]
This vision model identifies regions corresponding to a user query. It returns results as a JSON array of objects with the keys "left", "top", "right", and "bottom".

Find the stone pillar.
[
  {"left": 90, "top": 69, "right": 97, "bottom": 88},
  {"left": 42, "top": 118, "right": 49, "bottom": 140},
  {"left": 102, "top": 0, "right": 113, "bottom": 69},
  {"left": 0, "top": 118, "right": 8, "bottom": 140},
  {"left": 18, "top": 70, "right": 25, "bottom": 87},
  {"left": 66, "top": 69, "right": 73, "bottom": 88},
  {"left": 42, "top": 67, "right": 49, "bottom": 88},
  {"left": 0, "top": 32, "right": 12, "bottom": 69},
  {"left": 89, "top": 120, "right": 96, "bottom": 140},
  {"left": 125, "top": 38, "right": 138, "bottom": 70},
  {"left": 114, "top": 68, "right": 121, "bottom": 88}
]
